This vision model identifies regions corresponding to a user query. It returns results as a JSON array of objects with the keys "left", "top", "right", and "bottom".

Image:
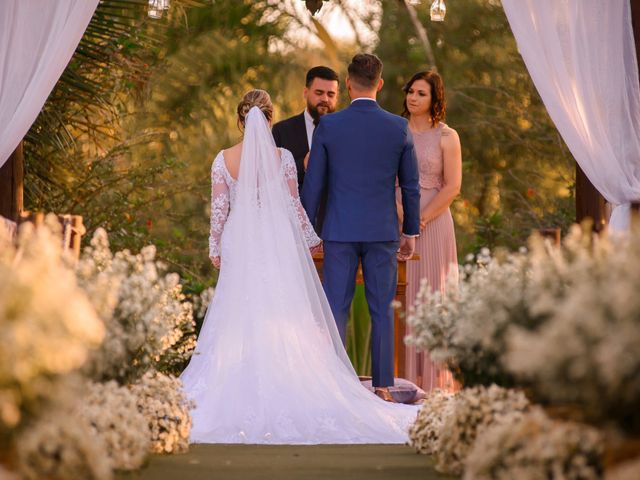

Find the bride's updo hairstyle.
[{"left": 237, "top": 89, "right": 273, "bottom": 132}]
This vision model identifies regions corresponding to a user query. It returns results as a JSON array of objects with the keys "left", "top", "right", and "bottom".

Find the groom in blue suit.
[{"left": 301, "top": 54, "right": 420, "bottom": 401}]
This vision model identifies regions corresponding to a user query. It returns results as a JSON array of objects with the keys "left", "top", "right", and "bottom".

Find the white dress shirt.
[
  {"left": 350, "top": 97, "right": 377, "bottom": 104},
  {"left": 303, "top": 108, "right": 315, "bottom": 150}
]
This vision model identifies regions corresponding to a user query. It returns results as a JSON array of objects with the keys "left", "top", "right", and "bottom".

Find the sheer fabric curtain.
[
  {"left": 0, "top": 0, "right": 99, "bottom": 167},
  {"left": 502, "top": 0, "right": 640, "bottom": 231}
]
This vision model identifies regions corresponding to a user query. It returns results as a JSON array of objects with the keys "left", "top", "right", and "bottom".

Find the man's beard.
[{"left": 307, "top": 101, "right": 334, "bottom": 124}]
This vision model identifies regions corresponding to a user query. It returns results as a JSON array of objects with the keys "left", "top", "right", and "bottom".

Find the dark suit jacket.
[
  {"left": 301, "top": 100, "right": 420, "bottom": 242},
  {"left": 272, "top": 112, "right": 327, "bottom": 232},
  {"left": 272, "top": 112, "right": 308, "bottom": 190}
]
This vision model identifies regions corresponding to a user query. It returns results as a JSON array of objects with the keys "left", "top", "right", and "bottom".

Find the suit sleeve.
[
  {"left": 398, "top": 125, "right": 421, "bottom": 236},
  {"left": 272, "top": 122, "right": 283, "bottom": 148},
  {"left": 301, "top": 121, "right": 328, "bottom": 228}
]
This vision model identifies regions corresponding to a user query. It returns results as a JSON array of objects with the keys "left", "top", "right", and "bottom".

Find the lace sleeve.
[
  {"left": 209, "top": 153, "right": 230, "bottom": 257},
  {"left": 281, "top": 149, "right": 321, "bottom": 248}
]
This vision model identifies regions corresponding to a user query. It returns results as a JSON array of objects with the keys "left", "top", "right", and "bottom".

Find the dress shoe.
[{"left": 374, "top": 387, "right": 396, "bottom": 403}]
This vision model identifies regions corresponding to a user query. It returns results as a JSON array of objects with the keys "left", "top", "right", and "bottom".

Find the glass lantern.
[
  {"left": 430, "top": 0, "right": 446, "bottom": 22},
  {"left": 148, "top": 0, "right": 170, "bottom": 19}
]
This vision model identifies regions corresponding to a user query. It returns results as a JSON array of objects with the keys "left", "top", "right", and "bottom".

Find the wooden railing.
[{"left": 17, "top": 211, "right": 86, "bottom": 259}]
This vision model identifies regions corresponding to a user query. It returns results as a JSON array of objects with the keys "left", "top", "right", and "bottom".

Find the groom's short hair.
[
  {"left": 347, "top": 53, "right": 382, "bottom": 90},
  {"left": 305, "top": 66, "right": 339, "bottom": 87}
]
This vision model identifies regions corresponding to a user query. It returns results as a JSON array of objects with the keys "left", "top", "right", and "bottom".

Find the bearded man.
[{"left": 272, "top": 66, "right": 339, "bottom": 190}]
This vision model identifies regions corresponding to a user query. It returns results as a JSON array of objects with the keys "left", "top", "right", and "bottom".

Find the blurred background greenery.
[{"left": 23, "top": 0, "right": 575, "bottom": 374}]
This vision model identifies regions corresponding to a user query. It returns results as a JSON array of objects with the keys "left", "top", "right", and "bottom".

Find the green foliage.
[{"left": 346, "top": 287, "right": 372, "bottom": 375}]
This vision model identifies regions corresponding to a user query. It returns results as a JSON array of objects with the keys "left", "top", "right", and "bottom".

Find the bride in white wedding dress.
[{"left": 180, "top": 90, "right": 419, "bottom": 444}]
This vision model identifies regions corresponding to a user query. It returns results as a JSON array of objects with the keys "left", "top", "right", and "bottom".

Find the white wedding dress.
[{"left": 180, "top": 107, "right": 418, "bottom": 444}]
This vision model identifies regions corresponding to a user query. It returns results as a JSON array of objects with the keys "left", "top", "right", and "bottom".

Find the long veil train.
[{"left": 180, "top": 107, "right": 418, "bottom": 444}]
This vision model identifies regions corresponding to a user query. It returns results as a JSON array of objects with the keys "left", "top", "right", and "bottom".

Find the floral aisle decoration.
[
  {"left": 504, "top": 227, "right": 640, "bottom": 434},
  {"left": 192, "top": 286, "right": 215, "bottom": 326},
  {"left": 406, "top": 246, "right": 540, "bottom": 387},
  {"left": 465, "top": 407, "right": 603, "bottom": 480},
  {"left": 80, "top": 381, "right": 150, "bottom": 470},
  {"left": 408, "top": 389, "right": 455, "bottom": 455},
  {"left": 130, "top": 370, "right": 194, "bottom": 454},
  {"left": 16, "top": 408, "right": 112, "bottom": 480},
  {"left": 76, "top": 228, "right": 197, "bottom": 383},
  {"left": 435, "top": 385, "right": 530, "bottom": 475},
  {"left": 0, "top": 218, "right": 104, "bottom": 443}
]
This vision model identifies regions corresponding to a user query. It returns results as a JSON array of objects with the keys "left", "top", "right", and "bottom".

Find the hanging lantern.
[
  {"left": 430, "top": 0, "right": 446, "bottom": 22},
  {"left": 304, "top": 0, "right": 327, "bottom": 15},
  {"left": 148, "top": 0, "right": 170, "bottom": 19}
]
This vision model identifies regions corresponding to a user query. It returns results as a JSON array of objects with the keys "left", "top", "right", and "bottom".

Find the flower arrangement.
[
  {"left": 406, "top": 246, "right": 539, "bottom": 387},
  {"left": 80, "top": 381, "right": 150, "bottom": 470},
  {"left": 465, "top": 407, "right": 603, "bottom": 480},
  {"left": 408, "top": 223, "right": 640, "bottom": 435},
  {"left": 16, "top": 408, "right": 112, "bottom": 480},
  {"left": 504, "top": 227, "right": 640, "bottom": 433},
  {"left": 77, "top": 229, "right": 196, "bottom": 383},
  {"left": 408, "top": 389, "right": 455, "bottom": 455},
  {"left": 435, "top": 385, "right": 530, "bottom": 475},
  {"left": 192, "top": 286, "right": 215, "bottom": 322},
  {"left": 130, "top": 370, "right": 194, "bottom": 454},
  {"left": 0, "top": 219, "right": 104, "bottom": 442}
]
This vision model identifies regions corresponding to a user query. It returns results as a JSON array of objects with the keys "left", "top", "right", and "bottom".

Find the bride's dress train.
[{"left": 180, "top": 107, "right": 418, "bottom": 444}]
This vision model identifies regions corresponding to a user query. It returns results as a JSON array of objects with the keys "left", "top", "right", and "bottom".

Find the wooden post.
[
  {"left": 0, "top": 142, "right": 24, "bottom": 222},
  {"left": 537, "top": 227, "right": 561, "bottom": 246},
  {"left": 575, "top": 165, "right": 606, "bottom": 232}
]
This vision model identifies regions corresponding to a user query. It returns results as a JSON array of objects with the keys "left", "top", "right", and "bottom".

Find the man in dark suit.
[
  {"left": 301, "top": 54, "right": 420, "bottom": 402},
  {"left": 272, "top": 66, "right": 339, "bottom": 191}
]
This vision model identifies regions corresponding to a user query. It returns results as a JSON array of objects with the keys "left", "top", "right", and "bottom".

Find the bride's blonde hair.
[{"left": 237, "top": 89, "right": 273, "bottom": 131}]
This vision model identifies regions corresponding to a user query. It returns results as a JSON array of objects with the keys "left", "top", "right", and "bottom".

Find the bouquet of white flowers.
[
  {"left": 80, "top": 381, "right": 150, "bottom": 470},
  {"left": 130, "top": 370, "right": 194, "bottom": 454},
  {"left": 408, "top": 389, "right": 455, "bottom": 455},
  {"left": 16, "top": 407, "right": 112, "bottom": 480},
  {"left": 406, "top": 246, "right": 540, "bottom": 387},
  {"left": 0, "top": 219, "right": 104, "bottom": 443},
  {"left": 435, "top": 385, "right": 530, "bottom": 475},
  {"left": 465, "top": 407, "right": 603, "bottom": 480},
  {"left": 505, "top": 226, "right": 640, "bottom": 433},
  {"left": 77, "top": 229, "right": 196, "bottom": 383}
]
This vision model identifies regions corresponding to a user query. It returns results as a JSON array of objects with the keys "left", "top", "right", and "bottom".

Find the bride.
[{"left": 180, "top": 89, "right": 418, "bottom": 444}]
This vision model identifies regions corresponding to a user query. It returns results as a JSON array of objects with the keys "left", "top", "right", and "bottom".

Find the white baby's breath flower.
[
  {"left": 465, "top": 407, "right": 603, "bottom": 480},
  {"left": 80, "top": 381, "right": 150, "bottom": 470},
  {"left": 408, "top": 389, "right": 454, "bottom": 455},
  {"left": 16, "top": 408, "right": 112, "bottom": 480},
  {"left": 130, "top": 371, "right": 194, "bottom": 454},
  {"left": 0, "top": 219, "right": 104, "bottom": 436},
  {"left": 435, "top": 385, "right": 530, "bottom": 476},
  {"left": 77, "top": 230, "right": 196, "bottom": 383}
]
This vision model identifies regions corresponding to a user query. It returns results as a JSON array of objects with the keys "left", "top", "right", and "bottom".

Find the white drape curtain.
[
  {"left": 0, "top": 0, "right": 99, "bottom": 168},
  {"left": 502, "top": 0, "right": 640, "bottom": 231}
]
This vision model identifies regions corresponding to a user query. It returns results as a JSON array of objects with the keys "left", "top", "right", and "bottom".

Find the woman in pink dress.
[{"left": 396, "top": 71, "right": 462, "bottom": 392}]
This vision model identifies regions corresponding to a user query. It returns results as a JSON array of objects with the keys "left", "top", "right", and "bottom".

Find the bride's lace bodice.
[{"left": 209, "top": 148, "right": 320, "bottom": 257}]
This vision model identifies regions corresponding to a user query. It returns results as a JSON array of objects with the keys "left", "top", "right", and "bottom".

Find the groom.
[{"left": 301, "top": 54, "right": 420, "bottom": 401}]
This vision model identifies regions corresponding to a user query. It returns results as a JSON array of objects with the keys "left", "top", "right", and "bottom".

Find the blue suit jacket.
[{"left": 301, "top": 99, "right": 420, "bottom": 242}]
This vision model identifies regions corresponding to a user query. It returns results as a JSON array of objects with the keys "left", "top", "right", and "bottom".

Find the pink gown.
[{"left": 397, "top": 122, "right": 459, "bottom": 392}]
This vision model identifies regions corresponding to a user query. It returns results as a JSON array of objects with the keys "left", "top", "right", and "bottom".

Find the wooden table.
[{"left": 312, "top": 252, "right": 419, "bottom": 378}]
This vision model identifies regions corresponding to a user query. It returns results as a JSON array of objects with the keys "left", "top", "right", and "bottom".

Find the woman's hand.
[
  {"left": 210, "top": 256, "right": 221, "bottom": 269},
  {"left": 310, "top": 241, "right": 323, "bottom": 256},
  {"left": 420, "top": 213, "right": 429, "bottom": 232}
]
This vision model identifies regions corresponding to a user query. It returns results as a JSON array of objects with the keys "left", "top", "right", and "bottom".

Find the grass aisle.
[{"left": 118, "top": 444, "right": 457, "bottom": 480}]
